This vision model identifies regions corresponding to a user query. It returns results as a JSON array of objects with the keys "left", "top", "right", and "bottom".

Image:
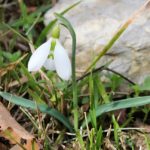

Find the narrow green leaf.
[
  {"left": 89, "top": 73, "right": 94, "bottom": 108},
  {"left": 89, "top": 109, "right": 97, "bottom": 129},
  {"left": 96, "top": 126, "right": 103, "bottom": 149},
  {"left": 35, "top": 19, "right": 56, "bottom": 46},
  {"left": 112, "top": 115, "right": 120, "bottom": 148},
  {"left": 76, "top": 131, "right": 85, "bottom": 150},
  {"left": 82, "top": 96, "right": 150, "bottom": 128},
  {"left": 0, "top": 91, "right": 73, "bottom": 132},
  {"left": 19, "top": 1, "right": 27, "bottom": 19}
]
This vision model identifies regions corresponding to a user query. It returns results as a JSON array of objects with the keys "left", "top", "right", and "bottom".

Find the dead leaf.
[
  {"left": 8, "top": 76, "right": 28, "bottom": 88},
  {"left": 129, "top": 131, "right": 148, "bottom": 150},
  {"left": 0, "top": 102, "right": 39, "bottom": 149},
  {"left": 103, "top": 138, "right": 116, "bottom": 150}
]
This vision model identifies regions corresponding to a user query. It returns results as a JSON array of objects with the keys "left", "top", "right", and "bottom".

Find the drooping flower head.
[{"left": 28, "top": 25, "right": 71, "bottom": 81}]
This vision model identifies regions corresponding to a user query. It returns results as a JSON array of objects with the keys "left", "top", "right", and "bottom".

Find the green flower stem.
[{"left": 55, "top": 13, "right": 78, "bottom": 131}]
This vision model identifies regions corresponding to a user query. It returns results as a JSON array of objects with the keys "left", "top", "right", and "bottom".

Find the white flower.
[{"left": 28, "top": 38, "right": 72, "bottom": 81}]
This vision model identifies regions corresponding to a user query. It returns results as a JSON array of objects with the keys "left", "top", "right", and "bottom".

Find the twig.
[
  {"left": 76, "top": 65, "right": 106, "bottom": 82},
  {"left": 0, "top": 2, "right": 17, "bottom": 8},
  {"left": 70, "top": 65, "right": 136, "bottom": 86},
  {"left": 104, "top": 68, "right": 136, "bottom": 85}
]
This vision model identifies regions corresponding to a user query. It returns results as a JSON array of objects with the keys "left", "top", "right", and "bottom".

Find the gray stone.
[{"left": 44, "top": 0, "right": 150, "bottom": 83}]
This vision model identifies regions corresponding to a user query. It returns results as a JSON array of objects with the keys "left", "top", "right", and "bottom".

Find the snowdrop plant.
[{"left": 28, "top": 25, "right": 71, "bottom": 81}]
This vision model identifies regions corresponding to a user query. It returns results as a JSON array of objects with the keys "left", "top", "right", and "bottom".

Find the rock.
[{"left": 44, "top": 0, "right": 150, "bottom": 83}]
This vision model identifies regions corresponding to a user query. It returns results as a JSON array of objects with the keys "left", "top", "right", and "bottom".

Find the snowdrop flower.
[{"left": 28, "top": 26, "right": 71, "bottom": 81}]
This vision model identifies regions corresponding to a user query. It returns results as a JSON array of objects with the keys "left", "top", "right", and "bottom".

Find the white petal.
[
  {"left": 43, "top": 59, "right": 55, "bottom": 71},
  {"left": 54, "top": 40, "right": 72, "bottom": 80},
  {"left": 28, "top": 39, "right": 52, "bottom": 71}
]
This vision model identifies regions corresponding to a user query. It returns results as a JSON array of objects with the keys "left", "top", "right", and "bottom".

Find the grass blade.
[
  {"left": 0, "top": 91, "right": 73, "bottom": 132},
  {"left": 82, "top": 96, "right": 150, "bottom": 128}
]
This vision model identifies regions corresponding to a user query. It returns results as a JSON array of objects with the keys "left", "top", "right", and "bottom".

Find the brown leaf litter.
[{"left": 0, "top": 102, "right": 39, "bottom": 150}]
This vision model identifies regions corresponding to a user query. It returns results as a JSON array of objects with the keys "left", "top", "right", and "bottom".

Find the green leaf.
[
  {"left": 112, "top": 115, "right": 120, "bottom": 148},
  {"left": 96, "top": 126, "right": 103, "bottom": 149},
  {"left": 19, "top": 0, "right": 27, "bottom": 19},
  {"left": 2, "top": 51, "right": 21, "bottom": 62},
  {"left": 82, "top": 96, "right": 150, "bottom": 128},
  {"left": 0, "top": 91, "right": 73, "bottom": 132}
]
